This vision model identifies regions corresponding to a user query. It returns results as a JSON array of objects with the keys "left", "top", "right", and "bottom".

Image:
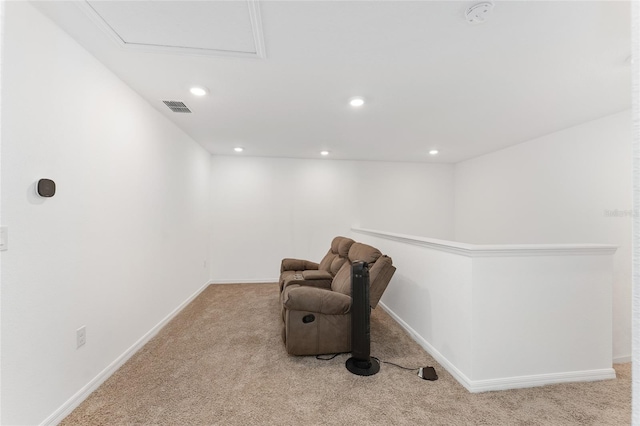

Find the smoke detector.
[{"left": 465, "top": 2, "right": 494, "bottom": 24}]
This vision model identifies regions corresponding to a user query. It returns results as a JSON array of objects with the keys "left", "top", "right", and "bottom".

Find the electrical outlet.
[{"left": 76, "top": 326, "right": 86, "bottom": 348}]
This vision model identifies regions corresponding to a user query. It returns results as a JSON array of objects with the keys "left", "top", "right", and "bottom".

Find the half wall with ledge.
[{"left": 351, "top": 227, "right": 618, "bottom": 392}]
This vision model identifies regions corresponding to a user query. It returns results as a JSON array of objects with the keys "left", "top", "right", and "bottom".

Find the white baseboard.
[
  {"left": 208, "top": 278, "right": 277, "bottom": 284},
  {"left": 378, "top": 301, "right": 617, "bottom": 393},
  {"left": 613, "top": 355, "right": 631, "bottom": 364},
  {"left": 41, "top": 280, "right": 211, "bottom": 426},
  {"left": 469, "top": 368, "right": 616, "bottom": 392}
]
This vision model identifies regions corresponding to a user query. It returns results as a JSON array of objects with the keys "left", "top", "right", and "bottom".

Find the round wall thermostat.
[{"left": 37, "top": 179, "right": 56, "bottom": 198}]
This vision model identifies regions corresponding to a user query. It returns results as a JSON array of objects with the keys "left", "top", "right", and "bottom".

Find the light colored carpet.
[{"left": 61, "top": 283, "right": 630, "bottom": 425}]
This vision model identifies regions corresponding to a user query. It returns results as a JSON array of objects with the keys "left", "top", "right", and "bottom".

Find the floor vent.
[{"left": 162, "top": 100, "right": 192, "bottom": 113}]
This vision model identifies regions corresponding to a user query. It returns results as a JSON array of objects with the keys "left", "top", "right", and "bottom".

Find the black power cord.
[
  {"left": 373, "top": 357, "right": 438, "bottom": 380},
  {"left": 316, "top": 354, "right": 438, "bottom": 380},
  {"left": 372, "top": 357, "right": 419, "bottom": 371},
  {"left": 315, "top": 353, "right": 341, "bottom": 361}
]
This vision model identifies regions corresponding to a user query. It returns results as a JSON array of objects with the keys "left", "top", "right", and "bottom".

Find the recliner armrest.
[
  {"left": 280, "top": 258, "right": 320, "bottom": 273},
  {"left": 281, "top": 276, "right": 332, "bottom": 294},
  {"left": 283, "top": 287, "right": 351, "bottom": 315},
  {"left": 302, "top": 270, "right": 333, "bottom": 280}
]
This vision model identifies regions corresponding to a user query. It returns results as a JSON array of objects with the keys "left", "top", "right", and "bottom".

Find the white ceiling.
[{"left": 34, "top": 1, "right": 631, "bottom": 163}]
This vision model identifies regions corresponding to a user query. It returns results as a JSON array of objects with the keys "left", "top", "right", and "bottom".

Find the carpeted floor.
[{"left": 61, "top": 283, "right": 631, "bottom": 425}]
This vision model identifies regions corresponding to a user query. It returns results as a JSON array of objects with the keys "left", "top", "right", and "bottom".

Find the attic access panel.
[{"left": 80, "top": 0, "right": 265, "bottom": 58}]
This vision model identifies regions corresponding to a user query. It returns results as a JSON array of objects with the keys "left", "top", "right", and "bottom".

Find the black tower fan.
[{"left": 346, "top": 260, "right": 380, "bottom": 376}]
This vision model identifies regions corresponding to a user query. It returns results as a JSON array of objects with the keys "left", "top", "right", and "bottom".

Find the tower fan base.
[{"left": 346, "top": 357, "right": 380, "bottom": 376}]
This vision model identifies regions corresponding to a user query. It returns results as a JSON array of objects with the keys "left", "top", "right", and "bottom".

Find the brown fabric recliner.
[
  {"left": 281, "top": 242, "right": 396, "bottom": 356},
  {"left": 279, "top": 236, "right": 355, "bottom": 294}
]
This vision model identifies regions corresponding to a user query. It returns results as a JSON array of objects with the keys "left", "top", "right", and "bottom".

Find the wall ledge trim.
[
  {"left": 353, "top": 227, "right": 618, "bottom": 257},
  {"left": 40, "top": 280, "right": 211, "bottom": 426}
]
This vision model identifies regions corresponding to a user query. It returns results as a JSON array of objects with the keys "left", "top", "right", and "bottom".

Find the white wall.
[
  {"left": 471, "top": 254, "right": 614, "bottom": 383},
  {"left": 1, "top": 3, "right": 211, "bottom": 424},
  {"left": 355, "top": 161, "right": 454, "bottom": 239},
  {"left": 0, "top": 2, "right": 4, "bottom": 422},
  {"left": 209, "top": 156, "right": 454, "bottom": 282},
  {"left": 210, "top": 156, "right": 357, "bottom": 282},
  {"left": 631, "top": 2, "right": 640, "bottom": 423},
  {"left": 454, "top": 110, "right": 632, "bottom": 361}
]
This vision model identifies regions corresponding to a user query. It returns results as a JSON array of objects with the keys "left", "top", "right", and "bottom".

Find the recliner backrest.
[
  {"left": 368, "top": 255, "right": 395, "bottom": 308},
  {"left": 331, "top": 242, "right": 386, "bottom": 296},
  {"left": 318, "top": 236, "right": 355, "bottom": 276}
]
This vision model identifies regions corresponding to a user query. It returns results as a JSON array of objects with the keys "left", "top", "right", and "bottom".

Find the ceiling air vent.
[{"left": 163, "top": 100, "right": 192, "bottom": 113}]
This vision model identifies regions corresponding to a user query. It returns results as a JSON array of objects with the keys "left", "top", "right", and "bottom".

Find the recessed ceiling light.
[
  {"left": 234, "top": 147, "right": 244, "bottom": 153},
  {"left": 320, "top": 151, "right": 330, "bottom": 156},
  {"left": 190, "top": 86, "right": 208, "bottom": 96},
  {"left": 429, "top": 150, "right": 439, "bottom": 155},
  {"left": 349, "top": 97, "right": 365, "bottom": 107}
]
